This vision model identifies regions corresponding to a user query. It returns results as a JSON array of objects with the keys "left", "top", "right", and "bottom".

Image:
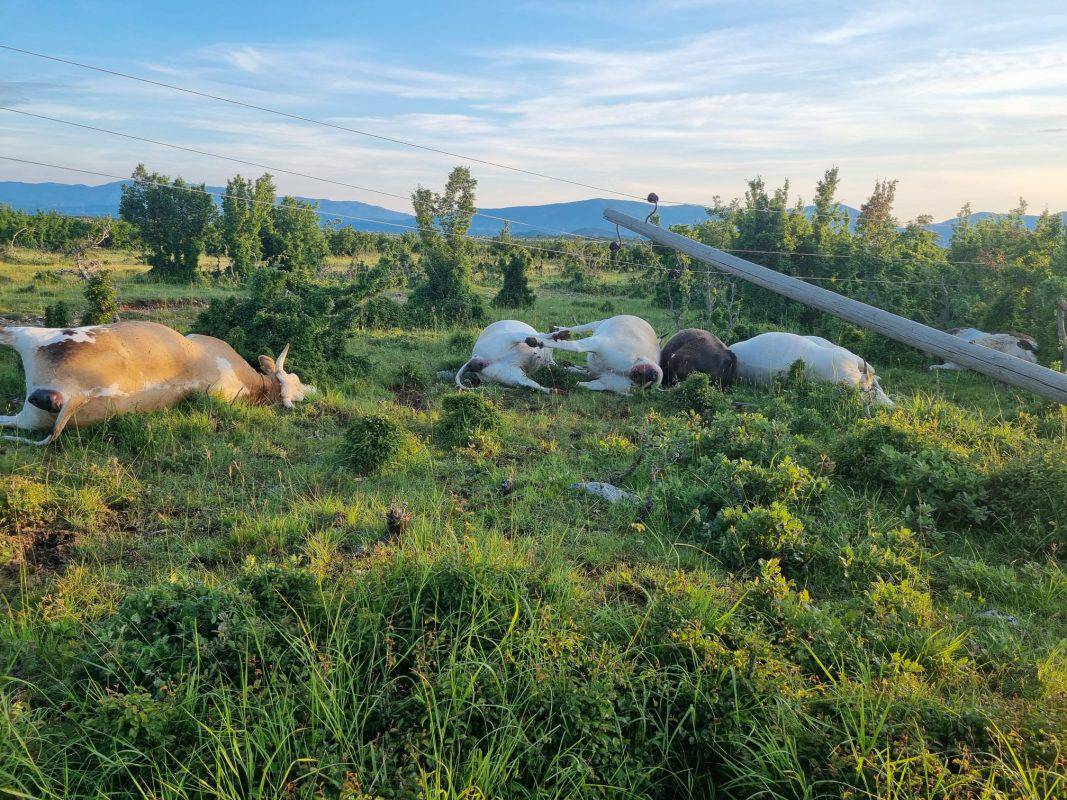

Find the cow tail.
[
  {"left": 720, "top": 349, "right": 738, "bottom": 390},
  {"left": 1, "top": 395, "right": 87, "bottom": 447},
  {"left": 455, "top": 359, "right": 473, "bottom": 390}
]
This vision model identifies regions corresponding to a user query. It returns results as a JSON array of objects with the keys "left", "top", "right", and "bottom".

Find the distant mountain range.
[{"left": 2, "top": 180, "right": 1064, "bottom": 246}]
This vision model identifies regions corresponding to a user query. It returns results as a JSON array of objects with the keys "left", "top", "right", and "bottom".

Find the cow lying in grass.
[
  {"left": 659, "top": 328, "right": 737, "bottom": 388},
  {"left": 528, "top": 314, "right": 662, "bottom": 394},
  {"left": 455, "top": 320, "right": 558, "bottom": 393},
  {"left": 930, "top": 327, "right": 1038, "bottom": 371},
  {"left": 728, "top": 331, "right": 895, "bottom": 407},
  {"left": 0, "top": 321, "right": 315, "bottom": 445}
]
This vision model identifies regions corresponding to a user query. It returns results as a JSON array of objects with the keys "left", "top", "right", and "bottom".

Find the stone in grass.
[{"left": 571, "top": 481, "right": 639, "bottom": 504}]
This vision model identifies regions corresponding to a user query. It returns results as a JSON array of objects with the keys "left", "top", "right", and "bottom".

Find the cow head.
[
  {"left": 629, "top": 361, "right": 663, "bottom": 389},
  {"left": 258, "top": 344, "right": 316, "bottom": 408},
  {"left": 858, "top": 360, "right": 895, "bottom": 408},
  {"left": 1008, "top": 334, "right": 1039, "bottom": 363}
]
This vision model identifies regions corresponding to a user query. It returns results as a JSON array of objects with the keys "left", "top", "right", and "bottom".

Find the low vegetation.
[{"left": 0, "top": 166, "right": 1063, "bottom": 798}]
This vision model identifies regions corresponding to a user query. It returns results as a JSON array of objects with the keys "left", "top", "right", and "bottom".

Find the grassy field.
[{"left": 0, "top": 248, "right": 1064, "bottom": 799}]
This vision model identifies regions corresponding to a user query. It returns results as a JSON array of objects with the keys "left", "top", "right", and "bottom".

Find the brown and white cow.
[
  {"left": 0, "top": 321, "right": 314, "bottom": 445},
  {"left": 930, "top": 328, "right": 1038, "bottom": 371}
]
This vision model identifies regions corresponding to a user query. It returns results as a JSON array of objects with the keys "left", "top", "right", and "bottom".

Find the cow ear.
[{"left": 258, "top": 355, "right": 276, "bottom": 373}]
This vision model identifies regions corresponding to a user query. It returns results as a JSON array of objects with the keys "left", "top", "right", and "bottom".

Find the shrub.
[
  {"left": 81, "top": 271, "right": 117, "bottom": 325},
  {"left": 713, "top": 502, "right": 808, "bottom": 569},
  {"left": 90, "top": 688, "right": 191, "bottom": 755},
  {"left": 986, "top": 443, "right": 1066, "bottom": 547},
  {"left": 446, "top": 328, "right": 478, "bottom": 352},
  {"left": 236, "top": 562, "right": 321, "bottom": 621},
  {"left": 435, "top": 392, "right": 504, "bottom": 449},
  {"left": 389, "top": 361, "right": 430, "bottom": 395},
  {"left": 659, "top": 455, "right": 827, "bottom": 532},
  {"left": 703, "top": 410, "right": 816, "bottom": 466},
  {"left": 674, "top": 373, "right": 731, "bottom": 418},
  {"left": 92, "top": 582, "right": 255, "bottom": 691},
  {"left": 492, "top": 241, "right": 536, "bottom": 309},
  {"left": 43, "top": 301, "right": 71, "bottom": 328},
  {"left": 0, "top": 475, "right": 54, "bottom": 533},
  {"left": 351, "top": 295, "right": 408, "bottom": 329},
  {"left": 194, "top": 268, "right": 390, "bottom": 383},
  {"left": 836, "top": 414, "right": 989, "bottom": 525},
  {"left": 338, "top": 412, "right": 406, "bottom": 475}
]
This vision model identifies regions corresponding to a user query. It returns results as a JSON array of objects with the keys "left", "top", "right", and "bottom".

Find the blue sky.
[{"left": 2, "top": 0, "right": 1066, "bottom": 219}]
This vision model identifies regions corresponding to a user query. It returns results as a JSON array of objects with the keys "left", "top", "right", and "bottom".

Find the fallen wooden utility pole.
[{"left": 605, "top": 209, "right": 1067, "bottom": 406}]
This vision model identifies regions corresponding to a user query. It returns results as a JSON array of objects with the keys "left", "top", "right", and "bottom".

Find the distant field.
[{"left": 0, "top": 247, "right": 1063, "bottom": 799}]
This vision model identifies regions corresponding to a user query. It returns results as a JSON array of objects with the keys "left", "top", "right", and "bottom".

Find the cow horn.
[{"left": 276, "top": 342, "right": 291, "bottom": 372}]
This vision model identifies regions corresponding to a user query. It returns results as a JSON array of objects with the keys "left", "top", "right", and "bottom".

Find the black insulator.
[
  {"left": 609, "top": 240, "right": 621, "bottom": 253},
  {"left": 646, "top": 192, "right": 659, "bottom": 204}
]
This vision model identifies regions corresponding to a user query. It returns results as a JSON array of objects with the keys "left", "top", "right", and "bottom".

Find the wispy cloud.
[
  {"left": 809, "top": 7, "right": 921, "bottom": 45},
  {"left": 3, "top": 1, "right": 1066, "bottom": 217}
]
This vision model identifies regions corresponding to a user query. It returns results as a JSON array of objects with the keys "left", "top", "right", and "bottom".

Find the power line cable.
[
  {"left": 0, "top": 105, "right": 602, "bottom": 240},
  {"left": 0, "top": 154, "right": 981, "bottom": 290},
  {"left": 0, "top": 106, "right": 999, "bottom": 271},
  {"left": 0, "top": 43, "right": 659, "bottom": 202},
  {"left": 1, "top": 42, "right": 919, "bottom": 219}
]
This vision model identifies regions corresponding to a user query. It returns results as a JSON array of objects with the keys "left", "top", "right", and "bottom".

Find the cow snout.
[{"left": 28, "top": 388, "right": 65, "bottom": 413}]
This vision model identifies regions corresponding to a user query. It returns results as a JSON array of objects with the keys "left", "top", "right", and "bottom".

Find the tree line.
[{"left": 2, "top": 163, "right": 1064, "bottom": 363}]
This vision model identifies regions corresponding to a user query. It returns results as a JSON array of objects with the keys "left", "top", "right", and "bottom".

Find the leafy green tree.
[
  {"left": 797, "top": 167, "right": 853, "bottom": 280},
  {"left": 491, "top": 224, "right": 536, "bottom": 308},
  {"left": 855, "top": 179, "right": 899, "bottom": 254},
  {"left": 264, "top": 196, "right": 328, "bottom": 276},
  {"left": 118, "top": 164, "right": 216, "bottom": 281},
  {"left": 219, "top": 174, "right": 255, "bottom": 279},
  {"left": 44, "top": 301, "right": 71, "bottom": 328},
  {"left": 408, "top": 167, "right": 485, "bottom": 324},
  {"left": 221, "top": 174, "right": 275, "bottom": 278},
  {"left": 81, "top": 271, "right": 118, "bottom": 325}
]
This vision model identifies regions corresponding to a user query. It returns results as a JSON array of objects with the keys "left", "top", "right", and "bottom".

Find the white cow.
[
  {"left": 528, "top": 315, "right": 662, "bottom": 395},
  {"left": 455, "top": 320, "right": 557, "bottom": 393},
  {"left": 929, "top": 328, "right": 1038, "bottom": 371},
  {"left": 729, "top": 331, "right": 895, "bottom": 407}
]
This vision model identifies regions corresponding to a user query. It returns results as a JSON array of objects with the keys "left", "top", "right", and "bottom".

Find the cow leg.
[
  {"left": 497, "top": 367, "right": 553, "bottom": 394},
  {"left": 1, "top": 395, "right": 86, "bottom": 446},
  {"left": 577, "top": 373, "right": 633, "bottom": 395},
  {"left": 551, "top": 318, "right": 611, "bottom": 337},
  {"left": 0, "top": 403, "right": 51, "bottom": 431},
  {"left": 530, "top": 335, "right": 603, "bottom": 354},
  {"left": 929, "top": 362, "right": 961, "bottom": 371}
]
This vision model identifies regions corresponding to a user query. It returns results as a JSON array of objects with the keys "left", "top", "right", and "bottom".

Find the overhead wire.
[
  {"left": 0, "top": 105, "right": 600, "bottom": 241},
  {"left": 0, "top": 42, "right": 935, "bottom": 218},
  {"left": 0, "top": 154, "right": 972, "bottom": 289},
  {"left": 0, "top": 43, "right": 658, "bottom": 203},
  {"left": 0, "top": 106, "right": 998, "bottom": 273}
]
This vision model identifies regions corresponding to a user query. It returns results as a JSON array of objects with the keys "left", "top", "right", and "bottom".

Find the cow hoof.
[
  {"left": 28, "top": 388, "right": 65, "bottom": 413},
  {"left": 551, "top": 329, "right": 572, "bottom": 341},
  {"left": 524, "top": 336, "right": 542, "bottom": 348}
]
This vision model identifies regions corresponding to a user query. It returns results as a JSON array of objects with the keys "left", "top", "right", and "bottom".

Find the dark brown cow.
[{"left": 659, "top": 328, "right": 737, "bottom": 388}]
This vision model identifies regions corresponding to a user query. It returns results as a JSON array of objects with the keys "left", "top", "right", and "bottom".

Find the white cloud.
[
  {"left": 4, "top": 3, "right": 1067, "bottom": 218},
  {"left": 809, "top": 7, "right": 921, "bottom": 46}
]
